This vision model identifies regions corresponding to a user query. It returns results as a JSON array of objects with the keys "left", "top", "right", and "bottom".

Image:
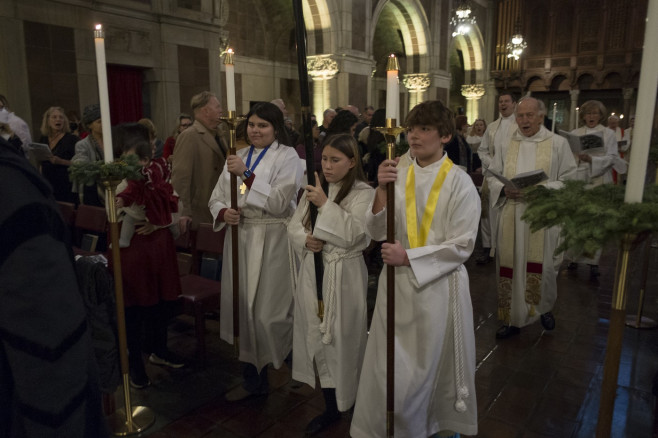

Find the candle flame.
[
  {"left": 95, "top": 24, "right": 102, "bottom": 30},
  {"left": 227, "top": 48, "right": 234, "bottom": 54}
]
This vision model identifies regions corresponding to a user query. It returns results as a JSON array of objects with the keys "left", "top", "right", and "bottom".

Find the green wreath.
[{"left": 68, "top": 154, "right": 143, "bottom": 186}]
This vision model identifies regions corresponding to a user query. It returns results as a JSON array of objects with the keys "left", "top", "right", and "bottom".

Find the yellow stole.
[
  {"left": 497, "top": 137, "right": 552, "bottom": 324},
  {"left": 406, "top": 158, "right": 453, "bottom": 248}
]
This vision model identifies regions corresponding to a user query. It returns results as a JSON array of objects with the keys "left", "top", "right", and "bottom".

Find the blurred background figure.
[
  {"left": 162, "top": 113, "right": 193, "bottom": 162},
  {"left": 0, "top": 94, "right": 32, "bottom": 156},
  {"left": 38, "top": 106, "right": 79, "bottom": 204}
]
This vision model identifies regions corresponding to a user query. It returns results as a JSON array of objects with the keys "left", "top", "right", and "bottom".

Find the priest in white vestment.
[
  {"left": 477, "top": 92, "right": 518, "bottom": 264},
  {"left": 351, "top": 100, "right": 479, "bottom": 438},
  {"left": 487, "top": 97, "right": 577, "bottom": 339}
]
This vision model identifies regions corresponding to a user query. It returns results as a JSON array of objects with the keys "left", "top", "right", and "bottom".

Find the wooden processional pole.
[{"left": 292, "top": 0, "right": 325, "bottom": 320}]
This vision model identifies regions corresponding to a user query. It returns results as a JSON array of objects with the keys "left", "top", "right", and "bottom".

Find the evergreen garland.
[
  {"left": 68, "top": 154, "right": 143, "bottom": 186},
  {"left": 377, "top": 139, "right": 410, "bottom": 157},
  {"left": 521, "top": 180, "right": 658, "bottom": 257}
]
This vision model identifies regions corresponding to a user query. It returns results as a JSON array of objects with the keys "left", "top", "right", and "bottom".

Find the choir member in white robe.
[
  {"left": 566, "top": 100, "right": 626, "bottom": 276},
  {"left": 487, "top": 97, "right": 577, "bottom": 339},
  {"left": 477, "top": 93, "right": 518, "bottom": 264},
  {"left": 288, "top": 134, "right": 374, "bottom": 435},
  {"left": 351, "top": 101, "right": 479, "bottom": 438},
  {"left": 208, "top": 102, "right": 302, "bottom": 401}
]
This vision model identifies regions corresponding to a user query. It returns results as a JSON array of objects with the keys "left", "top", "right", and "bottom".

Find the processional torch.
[
  {"left": 375, "top": 54, "right": 406, "bottom": 438},
  {"left": 220, "top": 48, "right": 244, "bottom": 355}
]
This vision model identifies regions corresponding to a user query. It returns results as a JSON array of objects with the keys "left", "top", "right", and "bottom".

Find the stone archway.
[
  {"left": 371, "top": 0, "right": 431, "bottom": 117},
  {"left": 452, "top": 24, "right": 486, "bottom": 122},
  {"left": 302, "top": 0, "right": 340, "bottom": 118}
]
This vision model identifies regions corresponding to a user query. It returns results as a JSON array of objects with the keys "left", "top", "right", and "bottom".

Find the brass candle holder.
[
  {"left": 219, "top": 110, "right": 245, "bottom": 355},
  {"left": 102, "top": 179, "right": 155, "bottom": 436}
]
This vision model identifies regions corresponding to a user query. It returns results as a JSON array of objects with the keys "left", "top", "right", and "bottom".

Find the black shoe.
[
  {"left": 540, "top": 312, "right": 556, "bottom": 331},
  {"left": 305, "top": 411, "right": 341, "bottom": 437},
  {"left": 589, "top": 265, "right": 600, "bottom": 279},
  {"left": 476, "top": 249, "right": 492, "bottom": 265},
  {"left": 149, "top": 353, "right": 185, "bottom": 369},
  {"left": 495, "top": 325, "right": 520, "bottom": 339},
  {"left": 129, "top": 374, "right": 151, "bottom": 389},
  {"left": 567, "top": 262, "right": 578, "bottom": 270}
]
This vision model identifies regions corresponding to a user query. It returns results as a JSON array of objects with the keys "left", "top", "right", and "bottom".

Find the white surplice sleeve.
[
  {"left": 477, "top": 126, "right": 494, "bottom": 170},
  {"left": 590, "top": 128, "right": 623, "bottom": 177},
  {"left": 313, "top": 186, "right": 374, "bottom": 249},
  {"left": 287, "top": 194, "right": 310, "bottom": 260},
  {"left": 208, "top": 163, "right": 230, "bottom": 231},
  {"left": 486, "top": 140, "right": 507, "bottom": 209}
]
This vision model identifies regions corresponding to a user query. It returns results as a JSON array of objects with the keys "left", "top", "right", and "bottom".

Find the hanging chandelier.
[
  {"left": 506, "top": 18, "right": 527, "bottom": 60},
  {"left": 451, "top": 1, "right": 476, "bottom": 37}
]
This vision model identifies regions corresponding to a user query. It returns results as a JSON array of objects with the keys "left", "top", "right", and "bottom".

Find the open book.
[
  {"left": 485, "top": 168, "right": 548, "bottom": 190},
  {"left": 558, "top": 130, "right": 604, "bottom": 155},
  {"left": 27, "top": 142, "right": 53, "bottom": 162}
]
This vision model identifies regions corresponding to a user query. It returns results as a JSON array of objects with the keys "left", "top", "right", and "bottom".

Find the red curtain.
[{"left": 107, "top": 65, "right": 143, "bottom": 124}]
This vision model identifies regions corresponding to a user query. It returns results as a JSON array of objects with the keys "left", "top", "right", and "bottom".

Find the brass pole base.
[
  {"left": 107, "top": 406, "right": 156, "bottom": 436},
  {"left": 625, "top": 315, "right": 658, "bottom": 329}
]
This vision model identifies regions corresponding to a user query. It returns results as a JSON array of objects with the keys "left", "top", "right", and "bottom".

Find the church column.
[
  {"left": 308, "top": 55, "right": 339, "bottom": 119},
  {"left": 461, "top": 84, "right": 485, "bottom": 123},
  {"left": 569, "top": 89, "right": 580, "bottom": 130},
  {"left": 623, "top": 87, "right": 634, "bottom": 126},
  {"left": 402, "top": 73, "right": 431, "bottom": 112}
]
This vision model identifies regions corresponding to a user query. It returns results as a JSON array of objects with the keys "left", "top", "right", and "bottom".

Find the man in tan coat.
[{"left": 171, "top": 91, "right": 227, "bottom": 233}]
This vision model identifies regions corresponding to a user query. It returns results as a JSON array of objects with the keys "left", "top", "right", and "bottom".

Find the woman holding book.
[{"left": 566, "top": 100, "right": 626, "bottom": 278}]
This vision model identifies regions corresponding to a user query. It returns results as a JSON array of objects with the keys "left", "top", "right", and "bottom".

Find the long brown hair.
[{"left": 303, "top": 133, "right": 366, "bottom": 230}]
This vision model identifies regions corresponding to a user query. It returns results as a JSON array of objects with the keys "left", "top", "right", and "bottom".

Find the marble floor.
[{"left": 112, "top": 239, "right": 658, "bottom": 438}]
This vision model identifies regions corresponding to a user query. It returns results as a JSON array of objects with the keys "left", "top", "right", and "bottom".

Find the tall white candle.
[
  {"left": 624, "top": 0, "right": 658, "bottom": 203},
  {"left": 93, "top": 24, "right": 114, "bottom": 163},
  {"left": 224, "top": 48, "right": 236, "bottom": 112},
  {"left": 385, "top": 54, "right": 399, "bottom": 121},
  {"left": 551, "top": 102, "right": 557, "bottom": 132}
]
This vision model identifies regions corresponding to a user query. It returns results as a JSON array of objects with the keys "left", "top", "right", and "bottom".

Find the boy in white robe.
[{"left": 351, "top": 100, "right": 480, "bottom": 438}]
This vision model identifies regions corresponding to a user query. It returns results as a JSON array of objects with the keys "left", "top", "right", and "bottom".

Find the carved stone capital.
[
  {"left": 461, "top": 83, "right": 485, "bottom": 100},
  {"left": 307, "top": 55, "right": 339, "bottom": 81},
  {"left": 402, "top": 73, "right": 431, "bottom": 92}
]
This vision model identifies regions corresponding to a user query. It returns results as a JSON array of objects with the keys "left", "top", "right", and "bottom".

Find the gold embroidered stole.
[
  {"left": 497, "top": 137, "right": 552, "bottom": 324},
  {"left": 406, "top": 158, "right": 453, "bottom": 248}
]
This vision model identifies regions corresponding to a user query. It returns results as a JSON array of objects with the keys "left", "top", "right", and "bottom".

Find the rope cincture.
[
  {"left": 319, "top": 249, "right": 363, "bottom": 345},
  {"left": 450, "top": 270, "right": 469, "bottom": 413}
]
